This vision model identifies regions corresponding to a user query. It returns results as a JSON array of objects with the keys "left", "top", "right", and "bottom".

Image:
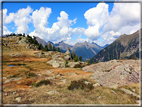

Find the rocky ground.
[
  {"left": 83, "top": 59, "right": 140, "bottom": 88},
  {"left": 2, "top": 36, "right": 141, "bottom": 105}
]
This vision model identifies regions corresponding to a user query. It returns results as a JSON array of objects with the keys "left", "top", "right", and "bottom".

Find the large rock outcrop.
[
  {"left": 82, "top": 60, "right": 140, "bottom": 88},
  {"left": 64, "top": 49, "right": 72, "bottom": 60},
  {"left": 47, "top": 52, "right": 65, "bottom": 68}
]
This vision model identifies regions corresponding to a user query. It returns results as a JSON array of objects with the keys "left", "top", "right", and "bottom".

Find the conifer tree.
[
  {"left": 53, "top": 45, "right": 56, "bottom": 51},
  {"left": 79, "top": 56, "right": 82, "bottom": 61}
]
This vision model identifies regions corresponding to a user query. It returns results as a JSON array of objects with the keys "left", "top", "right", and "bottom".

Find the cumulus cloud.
[
  {"left": 84, "top": 3, "right": 109, "bottom": 41},
  {"left": 1, "top": 9, "right": 12, "bottom": 35},
  {"left": 3, "top": 26, "right": 12, "bottom": 35},
  {"left": 30, "top": 8, "right": 85, "bottom": 43},
  {"left": 31, "top": 7, "right": 51, "bottom": 32},
  {"left": 2, "top": 6, "right": 33, "bottom": 35},
  {"left": 103, "top": 3, "right": 140, "bottom": 33},
  {"left": 99, "top": 3, "right": 140, "bottom": 46},
  {"left": 14, "top": 6, "right": 33, "bottom": 34}
]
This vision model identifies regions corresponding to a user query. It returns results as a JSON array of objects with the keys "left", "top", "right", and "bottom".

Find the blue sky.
[{"left": 2, "top": 1, "right": 140, "bottom": 46}]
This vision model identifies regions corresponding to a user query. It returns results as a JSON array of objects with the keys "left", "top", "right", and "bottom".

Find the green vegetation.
[
  {"left": 91, "top": 41, "right": 125, "bottom": 62},
  {"left": 53, "top": 45, "right": 56, "bottom": 51},
  {"left": 27, "top": 72, "right": 37, "bottom": 78},
  {"left": 38, "top": 44, "right": 43, "bottom": 50},
  {"left": 65, "top": 60, "right": 69, "bottom": 67},
  {"left": 57, "top": 47, "right": 61, "bottom": 52},
  {"left": 44, "top": 45, "right": 49, "bottom": 51},
  {"left": 74, "top": 55, "right": 79, "bottom": 62},
  {"left": 32, "top": 80, "right": 51, "bottom": 87},
  {"left": 48, "top": 42, "right": 52, "bottom": 51},
  {"left": 71, "top": 50, "right": 76, "bottom": 59},
  {"left": 68, "top": 79, "right": 94, "bottom": 90},
  {"left": 79, "top": 56, "right": 82, "bottom": 61},
  {"left": 19, "top": 37, "right": 22, "bottom": 40}
]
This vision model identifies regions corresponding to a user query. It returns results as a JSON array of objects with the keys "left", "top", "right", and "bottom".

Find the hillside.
[
  {"left": 91, "top": 28, "right": 141, "bottom": 62},
  {"left": 2, "top": 34, "right": 140, "bottom": 104}
]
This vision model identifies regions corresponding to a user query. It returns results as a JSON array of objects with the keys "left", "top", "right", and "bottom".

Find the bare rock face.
[
  {"left": 68, "top": 62, "right": 80, "bottom": 68},
  {"left": 82, "top": 60, "right": 139, "bottom": 88},
  {"left": 47, "top": 53, "right": 65, "bottom": 68},
  {"left": 18, "top": 38, "right": 29, "bottom": 44},
  {"left": 64, "top": 49, "right": 72, "bottom": 60}
]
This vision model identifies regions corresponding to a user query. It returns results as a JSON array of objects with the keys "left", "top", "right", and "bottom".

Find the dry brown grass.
[{"left": 2, "top": 37, "right": 140, "bottom": 104}]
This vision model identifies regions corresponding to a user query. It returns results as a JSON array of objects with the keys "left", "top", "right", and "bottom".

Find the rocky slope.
[
  {"left": 91, "top": 28, "right": 141, "bottom": 62},
  {"left": 82, "top": 59, "right": 140, "bottom": 88}
]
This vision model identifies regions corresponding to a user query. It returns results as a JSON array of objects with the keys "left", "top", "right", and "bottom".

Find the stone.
[
  {"left": 120, "top": 88, "right": 140, "bottom": 99},
  {"left": 84, "top": 81, "right": 92, "bottom": 85},
  {"left": 3, "top": 77, "right": 7, "bottom": 79},
  {"left": 5, "top": 93, "right": 7, "bottom": 96},
  {"left": 97, "top": 96, "right": 101, "bottom": 99},
  {"left": 46, "top": 91, "right": 59, "bottom": 95},
  {"left": 66, "top": 73, "right": 77, "bottom": 75},
  {"left": 45, "top": 77, "right": 54, "bottom": 80},
  {"left": 13, "top": 91, "right": 16, "bottom": 95},
  {"left": 17, "top": 81, "right": 22, "bottom": 84},
  {"left": 52, "top": 61, "right": 60, "bottom": 67},
  {"left": 68, "top": 62, "right": 80, "bottom": 68},
  {"left": 37, "top": 73, "right": 41, "bottom": 76},
  {"left": 60, "top": 79, "right": 66, "bottom": 83},
  {"left": 93, "top": 83, "right": 100, "bottom": 87},
  {"left": 132, "top": 89, "right": 135, "bottom": 92},
  {"left": 11, "top": 78, "right": 22, "bottom": 81},
  {"left": 89, "top": 64, "right": 139, "bottom": 88},
  {"left": 56, "top": 74, "right": 61, "bottom": 77},
  {"left": 18, "top": 38, "right": 29, "bottom": 44},
  {"left": 3, "top": 80, "right": 11, "bottom": 84},
  {"left": 111, "top": 90, "right": 117, "bottom": 94},
  {"left": 15, "top": 97, "right": 21, "bottom": 102},
  {"left": 64, "top": 49, "right": 72, "bottom": 60},
  {"left": 46, "top": 70, "right": 53, "bottom": 73}
]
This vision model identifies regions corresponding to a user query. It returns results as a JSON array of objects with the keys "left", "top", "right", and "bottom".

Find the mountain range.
[
  {"left": 91, "top": 28, "right": 141, "bottom": 62},
  {"left": 36, "top": 37, "right": 108, "bottom": 61}
]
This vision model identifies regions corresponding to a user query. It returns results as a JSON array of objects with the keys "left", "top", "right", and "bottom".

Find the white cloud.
[
  {"left": 5, "top": 12, "right": 15, "bottom": 24},
  {"left": 103, "top": 3, "right": 140, "bottom": 33},
  {"left": 31, "top": 7, "right": 51, "bottom": 32},
  {"left": 84, "top": 3, "right": 109, "bottom": 41},
  {"left": 1, "top": 9, "right": 12, "bottom": 35},
  {"left": 99, "top": 3, "right": 140, "bottom": 46},
  {"left": 14, "top": 6, "right": 33, "bottom": 34},
  {"left": 30, "top": 9, "right": 85, "bottom": 43},
  {"left": 2, "top": 6, "right": 33, "bottom": 35},
  {"left": 3, "top": 26, "right": 12, "bottom": 35}
]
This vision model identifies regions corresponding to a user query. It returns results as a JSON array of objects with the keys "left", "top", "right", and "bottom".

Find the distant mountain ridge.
[
  {"left": 72, "top": 41, "right": 102, "bottom": 61},
  {"left": 90, "top": 28, "right": 141, "bottom": 62},
  {"left": 35, "top": 37, "right": 107, "bottom": 61}
]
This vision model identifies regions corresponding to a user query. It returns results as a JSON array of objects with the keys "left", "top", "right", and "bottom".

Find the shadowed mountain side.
[{"left": 91, "top": 28, "right": 141, "bottom": 63}]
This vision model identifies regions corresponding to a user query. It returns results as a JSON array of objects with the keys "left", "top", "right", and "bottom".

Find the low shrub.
[
  {"left": 27, "top": 72, "right": 37, "bottom": 78},
  {"left": 32, "top": 80, "right": 51, "bottom": 87},
  {"left": 74, "top": 64, "right": 82, "bottom": 68},
  {"left": 68, "top": 79, "right": 94, "bottom": 90},
  {"left": 7, "top": 74, "right": 19, "bottom": 78}
]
